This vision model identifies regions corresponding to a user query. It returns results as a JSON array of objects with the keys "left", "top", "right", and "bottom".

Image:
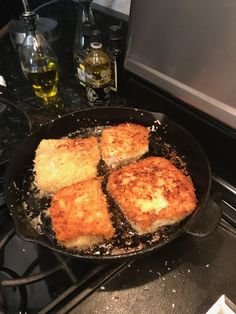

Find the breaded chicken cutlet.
[
  {"left": 34, "top": 137, "right": 100, "bottom": 193},
  {"left": 107, "top": 157, "right": 197, "bottom": 235},
  {"left": 100, "top": 123, "right": 149, "bottom": 170},
  {"left": 49, "top": 178, "right": 115, "bottom": 249}
]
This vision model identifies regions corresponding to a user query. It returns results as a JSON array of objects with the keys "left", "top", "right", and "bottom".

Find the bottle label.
[
  {"left": 86, "top": 84, "right": 111, "bottom": 106},
  {"left": 77, "top": 63, "right": 86, "bottom": 85},
  {"left": 75, "top": 54, "right": 86, "bottom": 86},
  {"left": 86, "top": 68, "right": 111, "bottom": 86},
  {"left": 110, "top": 57, "right": 118, "bottom": 92}
]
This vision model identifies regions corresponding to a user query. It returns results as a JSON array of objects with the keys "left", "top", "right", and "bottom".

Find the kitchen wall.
[{"left": 93, "top": 0, "right": 131, "bottom": 16}]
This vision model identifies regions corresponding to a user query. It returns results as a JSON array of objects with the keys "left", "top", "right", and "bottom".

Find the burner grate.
[
  {"left": 1, "top": 173, "right": 235, "bottom": 313},
  {"left": 0, "top": 215, "right": 129, "bottom": 313},
  {"left": 0, "top": 266, "right": 28, "bottom": 313},
  {"left": 212, "top": 176, "right": 236, "bottom": 229},
  {"left": 0, "top": 171, "right": 130, "bottom": 313}
]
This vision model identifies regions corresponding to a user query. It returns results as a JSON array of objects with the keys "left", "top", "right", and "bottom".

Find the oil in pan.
[{"left": 21, "top": 125, "right": 192, "bottom": 257}]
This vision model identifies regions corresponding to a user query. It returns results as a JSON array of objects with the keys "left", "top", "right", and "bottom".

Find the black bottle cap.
[
  {"left": 91, "top": 29, "right": 102, "bottom": 42},
  {"left": 109, "top": 25, "right": 122, "bottom": 40}
]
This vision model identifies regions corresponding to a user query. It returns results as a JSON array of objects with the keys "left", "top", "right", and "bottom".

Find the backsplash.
[{"left": 93, "top": 0, "right": 130, "bottom": 16}]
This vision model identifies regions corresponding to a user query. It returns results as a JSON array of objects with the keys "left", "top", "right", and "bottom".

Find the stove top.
[
  {"left": 0, "top": 169, "right": 236, "bottom": 313},
  {"left": 0, "top": 230, "right": 129, "bottom": 313},
  {"left": 1, "top": 24, "right": 236, "bottom": 313},
  {"left": 0, "top": 87, "right": 236, "bottom": 313}
]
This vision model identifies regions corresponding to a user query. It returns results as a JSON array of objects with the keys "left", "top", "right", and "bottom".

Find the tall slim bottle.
[
  {"left": 73, "top": 0, "right": 96, "bottom": 87},
  {"left": 107, "top": 25, "right": 124, "bottom": 93},
  {"left": 84, "top": 42, "right": 111, "bottom": 106}
]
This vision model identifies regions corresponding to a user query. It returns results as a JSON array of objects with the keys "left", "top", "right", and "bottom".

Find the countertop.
[{"left": 0, "top": 4, "right": 127, "bottom": 131}]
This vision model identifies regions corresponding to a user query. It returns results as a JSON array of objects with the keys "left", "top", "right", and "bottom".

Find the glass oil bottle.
[
  {"left": 73, "top": 0, "right": 96, "bottom": 88},
  {"left": 84, "top": 42, "right": 111, "bottom": 106},
  {"left": 19, "top": 9, "right": 62, "bottom": 108}
]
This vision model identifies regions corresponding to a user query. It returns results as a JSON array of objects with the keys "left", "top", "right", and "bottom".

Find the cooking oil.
[
  {"left": 84, "top": 42, "right": 111, "bottom": 106},
  {"left": 22, "top": 58, "right": 59, "bottom": 102}
]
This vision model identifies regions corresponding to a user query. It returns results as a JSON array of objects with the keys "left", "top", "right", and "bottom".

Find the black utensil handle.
[{"left": 185, "top": 198, "right": 222, "bottom": 237}]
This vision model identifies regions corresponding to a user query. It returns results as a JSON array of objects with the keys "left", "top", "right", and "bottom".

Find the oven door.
[{"left": 125, "top": 0, "right": 236, "bottom": 130}]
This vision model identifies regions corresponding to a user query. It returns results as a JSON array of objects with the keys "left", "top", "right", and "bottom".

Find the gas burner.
[
  {"left": 0, "top": 221, "right": 130, "bottom": 312},
  {"left": 0, "top": 267, "right": 27, "bottom": 313}
]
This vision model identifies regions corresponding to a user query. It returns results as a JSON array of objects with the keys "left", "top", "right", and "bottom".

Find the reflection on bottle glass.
[
  {"left": 22, "top": 58, "right": 59, "bottom": 103},
  {"left": 75, "top": 55, "right": 86, "bottom": 86}
]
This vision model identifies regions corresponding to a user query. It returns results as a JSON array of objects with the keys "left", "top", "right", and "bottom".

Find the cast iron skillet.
[{"left": 4, "top": 107, "right": 222, "bottom": 261}]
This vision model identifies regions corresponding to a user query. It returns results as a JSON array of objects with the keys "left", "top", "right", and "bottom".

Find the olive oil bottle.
[
  {"left": 19, "top": 9, "right": 62, "bottom": 108},
  {"left": 84, "top": 42, "right": 111, "bottom": 106},
  {"left": 22, "top": 58, "right": 59, "bottom": 100}
]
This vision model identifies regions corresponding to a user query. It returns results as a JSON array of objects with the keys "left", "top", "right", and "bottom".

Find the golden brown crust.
[
  {"left": 100, "top": 123, "right": 149, "bottom": 169},
  {"left": 107, "top": 157, "right": 197, "bottom": 234},
  {"left": 49, "top": 178, "right": 115, "bottom": 245},
  {"left": 34, "top": 137, "right": 100, "bottom": 193}
]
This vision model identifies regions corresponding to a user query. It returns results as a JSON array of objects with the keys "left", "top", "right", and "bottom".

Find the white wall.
[{"left": 93, "top": 0, "right": 131, "bottom": 16}]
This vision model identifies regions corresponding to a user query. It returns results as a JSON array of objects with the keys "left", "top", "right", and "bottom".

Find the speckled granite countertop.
[
  {"left": 0, "top": 3, "right": 127, "bottom": 130},
  {"left": 0, "top": 36, "right": 125, "bottom": 131},
  {"left": 0, "top": 8, "right": 126, "bottom": 166}
]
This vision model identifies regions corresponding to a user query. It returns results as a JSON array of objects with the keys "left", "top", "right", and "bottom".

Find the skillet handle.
[{"left": 185, "top": 198, "right": 222, "bottom": 237}]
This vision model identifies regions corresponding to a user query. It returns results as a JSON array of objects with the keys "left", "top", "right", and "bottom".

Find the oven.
[{"left": 0, "top": 0, "right": 236, "bottom": 313}]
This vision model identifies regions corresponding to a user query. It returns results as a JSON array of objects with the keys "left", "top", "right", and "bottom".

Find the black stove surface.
[
  {"left": 0, "top": 235, "right": 129, "bottom": 313},
  {"left": 0, "top": 89, "right": 236, "bottom": 313},
  {"left": 74, "top": 221, "right": 236, "bottom": 314},
  {"left": 0, "top": 169, "right": 236, "bottom": 313}
]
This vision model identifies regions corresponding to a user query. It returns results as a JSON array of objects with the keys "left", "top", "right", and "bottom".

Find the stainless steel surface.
[
  {"left": 125, "top": 0, "right": 236, "bottom": 129},
  {"left": 212, "top": 176, "right": 236, "bottom": 197}
]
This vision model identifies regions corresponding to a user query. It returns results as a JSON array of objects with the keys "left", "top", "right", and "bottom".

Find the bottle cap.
[
  {"left": 20, "top": 11, "right": 38, "bottom": 32},
  {"left": 91, "top": 42, "right": 102, "bottom": 49},
  {"left": 91, "top": 29, "right": 102, "bottom": 43},
  {"left": 82, "top": 23, "right": 95, "bottom": 36},
  {"left": 109, "top": 25, "right": 122, "bottom": 40}
]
